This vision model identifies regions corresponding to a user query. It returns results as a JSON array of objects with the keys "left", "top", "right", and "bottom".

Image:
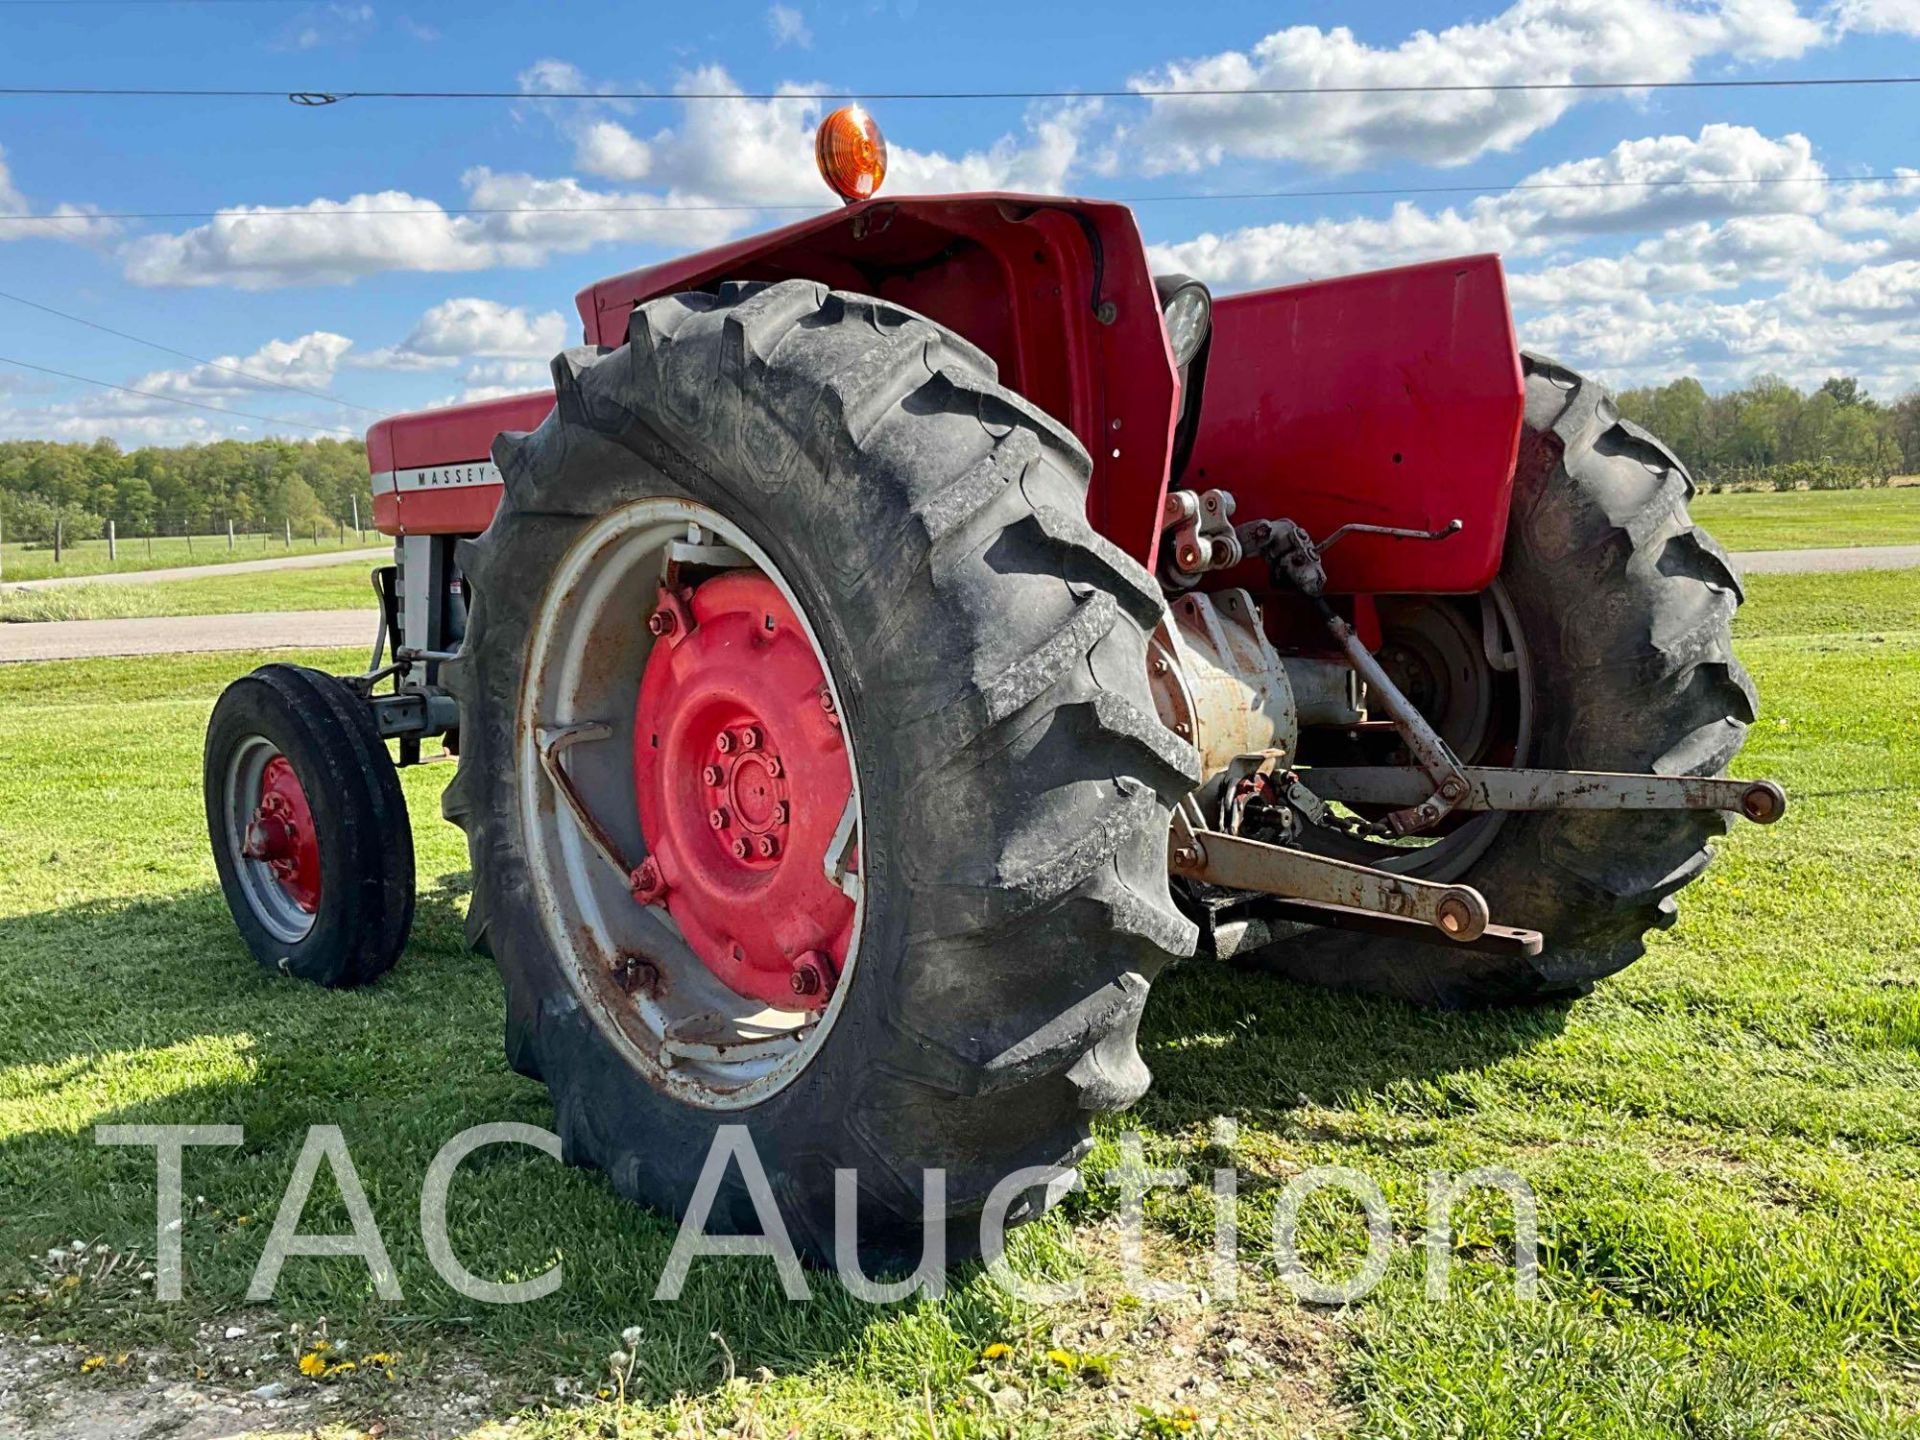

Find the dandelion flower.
[
  {"left": 79, "top": 1355, "right": 104, "bottom": 1374},
  {"left": 608, "top": 1351, "right": 629, "bottom": 1372},
  {"left": 981, "top": 1343, "right": 1012, "bottom": 1361},
  {"left": 298, "top": 1352, "right": 328, "bottom": 1378},
  {"left": 1046, "top": 1349, "right": 1076, "bottom": 1369},
  {"left": 621, "top": 1325, "right": 643, "bottom": 1348}
]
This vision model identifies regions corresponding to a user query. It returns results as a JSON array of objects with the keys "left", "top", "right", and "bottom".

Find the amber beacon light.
[{"left": 815, "top": 104, "right": 888, "bottom": 203}]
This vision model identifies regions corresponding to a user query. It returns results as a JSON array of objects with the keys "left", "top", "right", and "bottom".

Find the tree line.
[
  {"left": 2, "top": 373, "right": 1917, "bottom": 546},
  {"left": 1615, "top": 375, "right": 1920, "bottom": 489},
  {"left": 0, "top": 437, "right": 372, "bottom": 544}
]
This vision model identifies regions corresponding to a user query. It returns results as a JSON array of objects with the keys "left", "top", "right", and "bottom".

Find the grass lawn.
[
  {"left": 0, "top": 532, "right": 379, "bottom": 584},
  {"left": 0, "top": 561, "right": 377, "bottom": 623},
  {"left": 1691, "top": 485, "right": 1920, "bottom": 552},
  {"left": 1, "top": 570, "right": 1918, "bottom": 1437}
]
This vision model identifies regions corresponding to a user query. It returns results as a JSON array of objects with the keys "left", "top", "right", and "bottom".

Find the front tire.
[
  {"left": 443, "top": 280, "right": 1198, "bottom": 1265},
  {"left": 204, "top": 663, "right": 415, "bottom": 987},
  {"left": 1247, "top": 353, "right": 1757, "bottom": 1007}
]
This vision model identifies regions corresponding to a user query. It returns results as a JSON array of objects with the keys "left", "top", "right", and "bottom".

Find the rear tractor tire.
[
  {"left": 204, "top": 663, "right": 415, "bottom": 987},
  {"left": 443, "top": 280, "right": 1199, "bottom": 1267},
  {"left": 1245, "top": 352, "right": 1757, "bottom": 1007}
]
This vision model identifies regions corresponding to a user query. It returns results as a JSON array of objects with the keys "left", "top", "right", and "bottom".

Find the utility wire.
[
  {"left": 0, "top": 288, "right": 386, "bottom": 416},
  {"left": 0, "top": 171, "right": 1909, "bottom": 224},
  {"left": 2, "top": 75, "right": 1920, "bottom": 103},
  {"left": 0, "top": 354, "right": 359, "bottom": 435}
]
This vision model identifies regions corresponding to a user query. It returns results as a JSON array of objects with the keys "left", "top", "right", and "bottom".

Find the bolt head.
[
  {"left": 756, "top": 834, "right": 779, "bottom": 859},
  {"left": 773, "top": 801, "right": 790, "bottom": 824},
  {"left": 709, "top": 808, "right": 729, "bottom": 829},
  {"left": 647, "top": 610, "right": 676, "bottom": 637},
  {"left": 765, "top": 756, "right": 783, "bottom": 778},
  {"left": 715, "top": 731, "right": 734, "bottom": 754},
  {"left": 703, "top": 765, "right": 724, "bottom": 786},
  {"left": 730, "top": 837, "right": 750, "bottom": 859},
  {"left": 819, "top": 689, "right": 836, "bottom": 713},
  {"left": 738, "top": 726, "right": 761, "bottom": 751}
]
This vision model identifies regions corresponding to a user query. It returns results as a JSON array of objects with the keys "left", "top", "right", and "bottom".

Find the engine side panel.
[
  {"left": 367, "top": 391, "right": 554, "bottom": 536},
  {"left": 1184, "top": 254, "right": 1524, "bottom": 594}
]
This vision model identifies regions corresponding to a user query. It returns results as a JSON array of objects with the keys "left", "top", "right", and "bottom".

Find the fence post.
[
  {"left": 108, "top": 519, "right": 116, "bottom": 562},
  {"left": 351, "top": 495, "right": 360, "bottom": 535},
  {"left": 284, "top": 519, "right": 292, "bottom": 549},
  {"left": 0, "top": 513, "right": 6, "bottom": 582},
  {"left": 147, "top": 533, "right": 154, "bottom": 559},
  {"left": 186, "top": 531, "right": 194, "bottom": 555},
  {"left": 53, "top": 518, "right": 62, "bottom": 565},
  {"left": 228, "top": 519, "right": 235, "bottom": 551}
]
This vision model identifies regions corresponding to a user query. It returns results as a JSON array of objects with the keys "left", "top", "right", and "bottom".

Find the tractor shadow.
[
  {"left": 0, "top": 873, "right": 1568, "bottom": 1405},
  {"left": 1129, "top": 951, "right": 1573, "bottom": 1137}
]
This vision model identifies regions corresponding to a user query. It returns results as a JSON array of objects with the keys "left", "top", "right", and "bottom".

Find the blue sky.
[{"left": 2, "top": 0, "right": 1919, "bottom": 445}]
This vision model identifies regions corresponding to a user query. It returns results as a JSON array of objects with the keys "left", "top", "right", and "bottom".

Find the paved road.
[
  {"left": 0, "top": 609, "right": 372, "bottom": 663},
  {"left": 1734, "top": 544, "right": 1920, "bottom": 574},
  {"left": 2, "top": 547, "right": 387, "bottom": 591},
  {"left": 1, "top": 543, "right": 1916, "bottom": 664}
]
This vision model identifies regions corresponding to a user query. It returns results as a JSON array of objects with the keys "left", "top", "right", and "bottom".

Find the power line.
[
  {"left": 0, "top": 288, "right": 386, "bottom": 416},
  {"left": 2, "top": 74, "right": 1920, "bottom": 103},
  {"left": 0, "top": 354, "right": 359, "bottom": 435},
  {"left": 0, "top": 172, "right": 1909, "bottom": 225}
]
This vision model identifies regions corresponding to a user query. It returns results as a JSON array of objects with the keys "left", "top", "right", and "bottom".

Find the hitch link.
[
  {"left": 1170, "top": 805, "right": 1490, "bottom": 943},
  {"left": 1298, "top": 766, "right": 1789, "bottom": 823}
]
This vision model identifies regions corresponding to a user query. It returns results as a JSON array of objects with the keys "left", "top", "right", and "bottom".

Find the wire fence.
[{"left": 0, "top": 512, "right": 383, "bottom": 581}]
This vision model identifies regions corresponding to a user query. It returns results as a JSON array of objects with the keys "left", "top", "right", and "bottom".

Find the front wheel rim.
[
  {"left": 516, "top": 498, "right": 866, "bottom": 1111},
  {"left": 223, "top": 736, "right": 320, "bottom": 943}
]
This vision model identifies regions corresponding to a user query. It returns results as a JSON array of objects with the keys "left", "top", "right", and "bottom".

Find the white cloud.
[
  {"left": 1831, "top": 0, "right": 1920, "bottom": 34},
  {"left": 354, "top": 299, "right": 569, "bottom": 369},
  {"left": 132, "top": 331, "right": 354, "bottom": 399},
  {"left": 563, "top": 64, "right": 1090, "bottom": 204},
  {"left": 1121, "top": 0, "right": 1827, "bottom": 175},
  {"left": 120, "top": 171, "right": 745, "bottom": 289},
  {"left": 0, "top": 143, "right": 115, "bottom": 245},
  {"left": 767, "top": 3, "right": 811, "bottom": 48},
  {"left": 1149, "top": 124, "right": 1833, "bottom": 290}
]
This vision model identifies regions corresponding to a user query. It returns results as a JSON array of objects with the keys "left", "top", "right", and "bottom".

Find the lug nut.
[
  {"left": 738, "top": 726, "right": 761, "bottom": 751},
  {"left": 819, "top": 689, "right": 836, "bottom": 714},
  {"left": 765, "top": 756, "right": 782, "bottom": 778},
  {"left": 789, "top": 951, "right": 831, "bottom": 997},
  {"left": 709, "top": 808, "right": 729, "bottom": 829},
  {"left": 647, "top": 610, "right": 676, "bottom": 637},
  {"left": 629, "top": 857, "right": 667, "bottom": 906},
  {"left": 703, "top": 765, "right": 724, "bottom": 786},
  {"left": 731, "top": 837, "right": 750, "bottom": 859},
  {"left": 715, "top": 731, "right": 734, "bottom": 754},
  {"left": 773, "top": 801, "right": 789, "bottom": 824},
  {"left": 757, "top": 834, "right": 780, "bottom": 859}
]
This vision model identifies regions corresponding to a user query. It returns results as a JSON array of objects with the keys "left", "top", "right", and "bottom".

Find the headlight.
[{"left": 1154, "top": 273, "right": 1212, "bottom": 368}]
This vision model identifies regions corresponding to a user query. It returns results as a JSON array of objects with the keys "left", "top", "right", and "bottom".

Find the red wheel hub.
[
  {"left": 243, "top": 754, "right": 321, "bottom": 913},
  {"left": 633, "top": 571, "right": 855, "bottom": 1011}
]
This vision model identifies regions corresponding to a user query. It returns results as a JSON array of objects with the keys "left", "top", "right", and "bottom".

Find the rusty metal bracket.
[
  {"left": 1171, "top": 805, "right": 1491, "bottom": 943},
  {"left": 535, "top": 722, "right": 643, "bottom": 886},
  {"left": 1298, "top": 766, "right": 1787, "bottom": 823}
]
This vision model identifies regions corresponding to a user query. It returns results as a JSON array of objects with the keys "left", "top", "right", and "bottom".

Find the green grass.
[
  {"left": 0, "top": 562, "right": 377, "bottom": 623},
  {"left": 2, "top": 570, "right": 1918, "bottom": 1436},
  {"left": 0, "top": 531, "right": 379, "bottom": 583},
  {"left": 1691, "top": 485, "right": 1920, "bottom": 552}
]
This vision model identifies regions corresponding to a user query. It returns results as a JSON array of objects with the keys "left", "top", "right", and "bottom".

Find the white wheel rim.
[{"left": 516, "top": 498, "right": 866, "bottom": 1110}]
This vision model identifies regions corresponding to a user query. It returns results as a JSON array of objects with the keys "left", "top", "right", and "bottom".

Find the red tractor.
[{"left": 203, "top": 107, "right": 1782, "bottom": 1262}]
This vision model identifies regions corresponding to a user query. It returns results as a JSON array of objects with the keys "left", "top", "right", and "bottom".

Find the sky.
[{"left": 2, "top": 0, "right": 1919, "bottom": 447}]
